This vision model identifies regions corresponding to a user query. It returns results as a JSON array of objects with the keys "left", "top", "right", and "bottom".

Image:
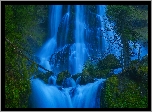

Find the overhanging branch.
[{"left": 5, "top": 37, "right": 52, "bottom": 73}]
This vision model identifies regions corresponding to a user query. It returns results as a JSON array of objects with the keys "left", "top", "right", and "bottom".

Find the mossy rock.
[
  {"left": 56, "top": 70, "right": 71, "bottom": 86},
  {"left": 79, "top": 74, "right": 94, "bottom": 85},
  {"left": 72, "top": 73, "right": 82, "bottom": 82},
  {"left": 34, "top": 71, "right": 54, "bottom": 84}
]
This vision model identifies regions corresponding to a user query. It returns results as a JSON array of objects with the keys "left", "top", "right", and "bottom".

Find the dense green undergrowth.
[{"left": 5, "top": 5, "right": 48, "bottom": 108}]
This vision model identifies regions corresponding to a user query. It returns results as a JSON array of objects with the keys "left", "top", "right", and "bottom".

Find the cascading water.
[
  {"left": 58, "top": 7, "right": 70, "bottom": 48},
  {"left": 97, "top": 5, "right": 106, "bottom": 53},
  {"left": 30, "top": 78, "right": 106, "bottom": 108},
  {"left": 37, "top": 5, "right": 62, "bottom": 72},
  {"left": 31, "top": 5, "right": 148, "bottom": 108},
  {"left": 72, "top": 79, "right": 105, "bottom": 108},
  {"left": 69, "top": 5, "right": 87, "bottom": 74}
]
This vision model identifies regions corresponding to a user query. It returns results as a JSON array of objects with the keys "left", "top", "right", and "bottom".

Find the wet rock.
[
  {"left": 56, "top": 70, "right": 71, "bottom": 86},
  {"left": 34, "top": 71, "right": 54, "bottom": 84},
  {"left": 62, "top": 77, "right": 76, "bottom": 88}
]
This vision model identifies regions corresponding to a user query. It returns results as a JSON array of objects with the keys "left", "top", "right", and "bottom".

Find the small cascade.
[
  {"left": 76, "top": 76, "right": 81, "bottom": 85},
  {"left": 72, "top": 79, "right": 106, "bottom": 108},
  {"left": 30, "top": 78, "right": 106, "bottom": 108},
  {"left": 30, "top": 78, "right": 72, "bottom": 108}
]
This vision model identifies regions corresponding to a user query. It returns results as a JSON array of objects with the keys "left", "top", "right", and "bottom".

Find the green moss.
[
  {"left": 5, "top": 54, "right": 34, "bottom": 108},
  {"left": 56, "top": 70, "right": 71, "bottom": 85}
]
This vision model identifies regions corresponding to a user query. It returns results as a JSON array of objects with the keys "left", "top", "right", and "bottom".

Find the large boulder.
[{"left": 56, "top": 70, "right": 71, "bottom": 86}]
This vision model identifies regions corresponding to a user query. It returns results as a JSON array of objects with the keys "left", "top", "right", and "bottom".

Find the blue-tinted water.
[{"left": 32, "top": 5, "right": 148, "bottom": 108}]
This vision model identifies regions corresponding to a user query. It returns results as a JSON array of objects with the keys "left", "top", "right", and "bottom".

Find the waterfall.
[
  {"left": 97, "top": 5, "right": 106, "bottom": 56},
  {"left": 69, "top": 5, "right": 87, "bottom": 74},
  {"left": 58, "top": 7, "right": 70, "bottom": 48},
  {"left": 37, "top": 5, "right": 62, "bottom": 72},
  {"left": 30, "top": 78, "right": 106, "bottom": 108},
  {"left": 37, "top": 37, "right": 56, "bottom": 72},
  {"left": 31, "top": 5, "right": 148, "bottom": 108},
  {"left": 72, "top": 79, "right": 105, "bottom": 108},
  {"left": 49, "top": 5, "right": 63, "bottom": 38}
]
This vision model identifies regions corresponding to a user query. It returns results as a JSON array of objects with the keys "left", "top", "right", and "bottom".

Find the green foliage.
[
  {"left": 140, "top": 54, "right": 148, "bottom": 66},
  {"left": 5, "top": 5, "right": 48, "bottom": 108},
  {"left": 122, "top": 58, "right": 148, "bottom": 85},
  {"left": 80, "top": 74, "right": 94, "bottom": 85},
  {"left": 102, "top": 56, "right": 148, "bottom": 108},
  {"left": 5, "top": 51, "right": 37, "bottom": 108},
  {"left": 5, "top": 5, "right": 48, "bottom": 54},
  {"left": 104, "top": 75, "right": 148, "bottom": 108},
  {"left": 82, "top": 61, "right": 96, "bottom": 76},
  {"left": 106, "top": 5, "right": 148, "bottom": 69},
  {"left": 79, "top": 54, "right": 120, "bottom": 85},
  {"left": 81, "top": 54, "right": 120, "bottom": 80},
  {"left": 97, "top": 54, "right": 120, "bottom": 70},
  {"left": 96, "top": 54, "right": 120, "bottom": 78},
  {"left": 106, "top": 5, "right": 148, "bottom": 42}
]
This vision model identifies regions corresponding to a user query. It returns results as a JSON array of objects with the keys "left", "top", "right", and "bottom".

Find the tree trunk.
[{"left": 121, "top": 36, "right": 130, "bottom": 70}]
